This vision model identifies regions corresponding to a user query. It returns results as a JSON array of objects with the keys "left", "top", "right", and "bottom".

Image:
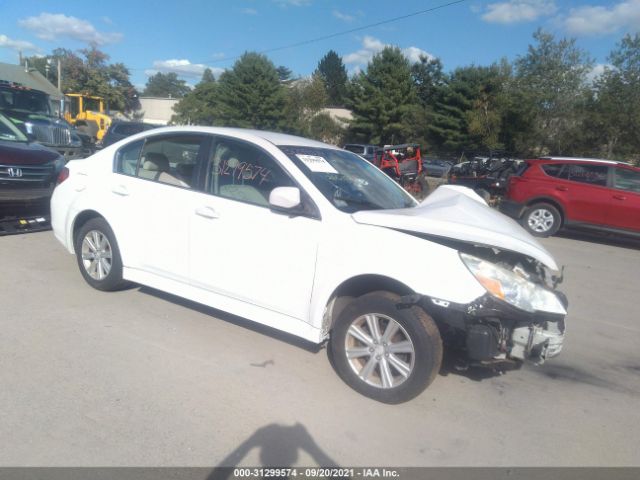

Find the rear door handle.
[
  {"left": 613, "top": 194, "right": 627, "bottom": 201},
  {"left": 112, "top": 185, "right": 129, "bottom": 196},
  {"left": 195, "top": 206, "right": 219, "bottom": 219},
  {"left": 555, "top": 186, "right": 568, "bottom": 192}
]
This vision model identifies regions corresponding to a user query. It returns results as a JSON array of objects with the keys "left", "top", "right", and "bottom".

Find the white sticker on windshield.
[{"left": 296, "top": 154, "right": 338, "bottom": 174}]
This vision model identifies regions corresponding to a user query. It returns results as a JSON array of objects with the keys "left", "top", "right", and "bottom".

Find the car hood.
[
  {"left": 351, "top": 185, "right": 559, "bottom": 271},
  {"left": 0, "top": 139, "right": 60, "bottom": 165}
]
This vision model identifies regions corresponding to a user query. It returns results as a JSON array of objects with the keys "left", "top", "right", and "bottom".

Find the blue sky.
[{"left": 1, "top": 0, "right": 638, "bottom": 89}]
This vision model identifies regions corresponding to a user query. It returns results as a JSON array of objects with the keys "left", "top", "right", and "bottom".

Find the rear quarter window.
[{"left": 541, "top": 163, "right": 564, "bottom": 177}]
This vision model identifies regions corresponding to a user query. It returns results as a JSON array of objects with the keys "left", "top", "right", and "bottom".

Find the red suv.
[{"left": 500, "top": 157, "right": 640, "bottom": 237}]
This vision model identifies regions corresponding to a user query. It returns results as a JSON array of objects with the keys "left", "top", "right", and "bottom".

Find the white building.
[{"left": 137, "top": 97, "right": 179, "bottom": 125}]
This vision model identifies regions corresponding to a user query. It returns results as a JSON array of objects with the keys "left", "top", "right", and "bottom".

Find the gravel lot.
[{"left": 0, "top": 230, "right": 639, "bottom": 467}]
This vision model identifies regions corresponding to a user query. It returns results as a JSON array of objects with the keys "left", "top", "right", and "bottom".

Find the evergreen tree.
[
  {"left": 315, "top": 50, "right": 348, "bottom": 106},
  {"left": 200, "top": 68, "right": 216, "bottom": 84},
  {"left": 348, "top": 47, "right": 420, "bottom": 145},
  {"left": 215, "top": 52, "right": 286, "bottom": 130},
  {"left": 172, "top": 81, "right": 218, "bottom": 125},
  {"left": 276, "top": 65, "right": 293, "bottom": 83},
  {"left": 143, "top": 72, "right": 191, "bottom": 98}
]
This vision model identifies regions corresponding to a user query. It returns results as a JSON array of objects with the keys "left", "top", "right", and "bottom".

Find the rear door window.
[{"left": 559, "top": 164, "right": 608, "bottom": 186}]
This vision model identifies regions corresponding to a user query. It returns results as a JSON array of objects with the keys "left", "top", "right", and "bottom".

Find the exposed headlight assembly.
[{"left": 460, "top": 253, "right": 566, "bottom": 315}]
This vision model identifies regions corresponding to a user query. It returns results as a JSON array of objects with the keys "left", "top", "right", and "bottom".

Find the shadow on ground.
[
  {"left": 208, "top": 423, "right": 340, "bottom": 479},
  {"left": 557, "top": 229, "right": 640, "bottom": 250},
  {"left": 138, "top": 286, "right": 323, "bottom": 354}
]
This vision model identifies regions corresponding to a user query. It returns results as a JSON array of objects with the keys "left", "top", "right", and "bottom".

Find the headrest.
[{"left": 143, "top": 152, "right": 169, "bottom": 172}]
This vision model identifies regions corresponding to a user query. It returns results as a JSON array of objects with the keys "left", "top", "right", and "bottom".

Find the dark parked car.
[
  {"left": 342, "top": 143, "right": 377, "bottom": 162},
  {"left": 422, "top": 158, "right": 453, "bottom": 177},
  {"left": 500, "top": 157, "right": 640, "bottom": 237},
  {"left": 0, "top": 112, "right": 64, "bottom": 213},
  {"left": 101, "top": 120, "right": 157, "bottom": 148},
  {"left": 449, "top": 157, "right": 522, "bottom": 202}
]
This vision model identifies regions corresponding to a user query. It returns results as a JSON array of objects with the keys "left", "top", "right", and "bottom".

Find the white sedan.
[{"left": 51, "top": 127, "right": 568, "bottom": 403}]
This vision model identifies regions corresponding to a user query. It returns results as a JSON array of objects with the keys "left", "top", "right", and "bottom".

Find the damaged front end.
[{"left": 408, "top": 245, "right": 568, "bottom": 366}]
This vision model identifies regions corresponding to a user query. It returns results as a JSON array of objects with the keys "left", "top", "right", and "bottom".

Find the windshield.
[
  {"left": 0, "top": 113, "right": 28, "bottom": 143},
  {"left": 0, "top": 87, "right": 51, "bottom": 116},
  {"left": 84, "top": 97, "right": 102, "bottom": 112},
  {"left": 281, "top": 146, "right": 417, "bottom": 213}
]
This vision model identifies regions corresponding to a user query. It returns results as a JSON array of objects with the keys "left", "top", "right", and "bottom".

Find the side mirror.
[{"left": 269, "top": 186, "right": 301, "bottom": 211}]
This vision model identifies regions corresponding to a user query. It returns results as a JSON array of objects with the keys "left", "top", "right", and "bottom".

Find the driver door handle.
[
  {"left": 555, "top": 186, "right": 568, "bottom": 192},
  {"left": 613, "top": 194, "right": 627, "bottom": 201},
  {"left": 195, "top": 206, "right": 219, "bottom": 219},
  {"left": 112, "top": 185, "right": 129, "bottom": 196}
]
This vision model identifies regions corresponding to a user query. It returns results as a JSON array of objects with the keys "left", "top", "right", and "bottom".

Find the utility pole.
[{"left": 57, "top": 59, "right": 62, "bottom": 91}]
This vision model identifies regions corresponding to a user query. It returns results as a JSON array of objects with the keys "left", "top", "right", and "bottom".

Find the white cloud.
[
  {"left": 274, "top": 0, "right": 312, "bottom": 7},
  {"left": 211, "top": 52, "right": 226, "bottom": 60},
  {"left": 562, "top": 0, "right": 640, "bottom": 36},
  {"left": 344, "top": 36, "right": 434, "bottom": 69},
  {"left": 587, "top": 63, "right": 611, "bottom": 83},
  {"left": 19, "top": 13, "right": 123, "bottom": 45},
  {"left": 241, "top": 8, "right": 258, "bottom": 15},
  {"left": 481, "top": 0, "right": 557, "bottom": 24},
  {"left": 333, "top": 10, "right": 355, "bottom": 22},
  {"left": 145, "top": 59, "right": 224, "bottom": 79},
  {"left": 0, "top": 34, "right": 40, "bottom": 52}
]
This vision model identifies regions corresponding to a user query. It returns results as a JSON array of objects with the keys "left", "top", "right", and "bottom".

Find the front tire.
[
  {"left": 74, "top": 217, "right": 127, "bottom": 291},
  {"left": 329, "top": 291, "right": 442, "bottom": 404},
  {"left": 522, "top": 203, "right": 561, "bottom": 237}
]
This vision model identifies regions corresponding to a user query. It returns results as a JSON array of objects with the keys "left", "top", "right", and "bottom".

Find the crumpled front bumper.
[
  {"left": 414, "top": 292, "right": 567, "bottom": 365},
  {"left": 510, "top": 319, "right": 565, "bottom": 363}
]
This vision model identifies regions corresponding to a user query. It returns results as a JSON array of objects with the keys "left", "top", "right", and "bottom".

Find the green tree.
[
  {"left": 24, "top": 45, "right": 140, "bottom": 112},
  {"left": 143, "top": 72, "right": 191, "bottom": 98},
  {"left": 514, "top": 29, "right": 593, "bottom": 155},
  {"left": 214, "top": 52, "right": 286, "bottom": 129},
  {"left": 411, "top": 56, "right": 446, "bottom": 109},
  {"left": 200, "top": 68, "right": 216, "bottom": 84},
  {"left": 348, "top": 47, "right": 420, "bottom": 145},
  {"left": 283, "top": 74, "right": 328, "bottom": 135},
  {"left": 276, "top": 65, "right": 293, "bottom": 83},
  {"left": 315, "top": 50, "right": 348, "bottom": 106},
  {"left": 171, "top": 81, "right": 218, "bottom": 125},
  {"left": 586, "top": 34, "right": 640, "bottom": 160}
]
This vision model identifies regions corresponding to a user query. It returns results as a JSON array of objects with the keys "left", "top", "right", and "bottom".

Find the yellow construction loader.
[{"left": 64, "top": 93, "right": 112, "bottom": 142}]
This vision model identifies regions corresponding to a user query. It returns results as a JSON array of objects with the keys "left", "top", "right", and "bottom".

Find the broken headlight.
[{"left": 460, "top": 253, "right": 566, "bottom": 315}]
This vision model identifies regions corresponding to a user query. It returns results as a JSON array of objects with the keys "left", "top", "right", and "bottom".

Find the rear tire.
[
  {"left": 329, "top": 291, "right": 442, "bottom": 404},
  {"left": 522, "top": 203, "right": 561, "bottom": 237},
  {"left": 74, "top": 217, "right": 127, "bottom": 291}
]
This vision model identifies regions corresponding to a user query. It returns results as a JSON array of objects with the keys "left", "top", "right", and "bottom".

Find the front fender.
[{"left": 308, "top": 223, "right": 485, "bottom": 334}]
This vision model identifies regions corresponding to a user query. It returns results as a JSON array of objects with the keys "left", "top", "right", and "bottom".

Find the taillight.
[{"left": 57, "top": 167, "right": 69, "bottom": 185}]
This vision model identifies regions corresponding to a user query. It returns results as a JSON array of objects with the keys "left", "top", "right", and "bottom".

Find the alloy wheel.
[
  {"left": 81, "top": 230, "right": 113, "bottom": 280},
  {"left": 527, "top": 208, "right": 555, "bottom": 233},
  {"left": 344, "top": 313, "right": 415, "bottom": 389}
]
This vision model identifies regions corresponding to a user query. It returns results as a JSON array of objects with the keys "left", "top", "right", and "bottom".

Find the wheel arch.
[
  {"left": 322, "top": 274, "right": 414, "bottom": 335},
  {"left": 525, "top": 197, "right": 566, "bottom": 225},
  {"left": 71, "top": 209, "right": 107, "bottom": 250}
]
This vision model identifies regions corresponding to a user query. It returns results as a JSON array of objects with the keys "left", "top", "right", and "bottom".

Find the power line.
[{"left": 130, "top": 0, "right": 469, "bottom": 71}]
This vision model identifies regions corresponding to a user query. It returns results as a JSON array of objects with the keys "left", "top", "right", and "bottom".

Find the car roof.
[
  {"left": 137, "top": 125, "right": 338, "bottom": 149},
  {"left": 533, "top": 156, "right": 631, "bottom": 166}
]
